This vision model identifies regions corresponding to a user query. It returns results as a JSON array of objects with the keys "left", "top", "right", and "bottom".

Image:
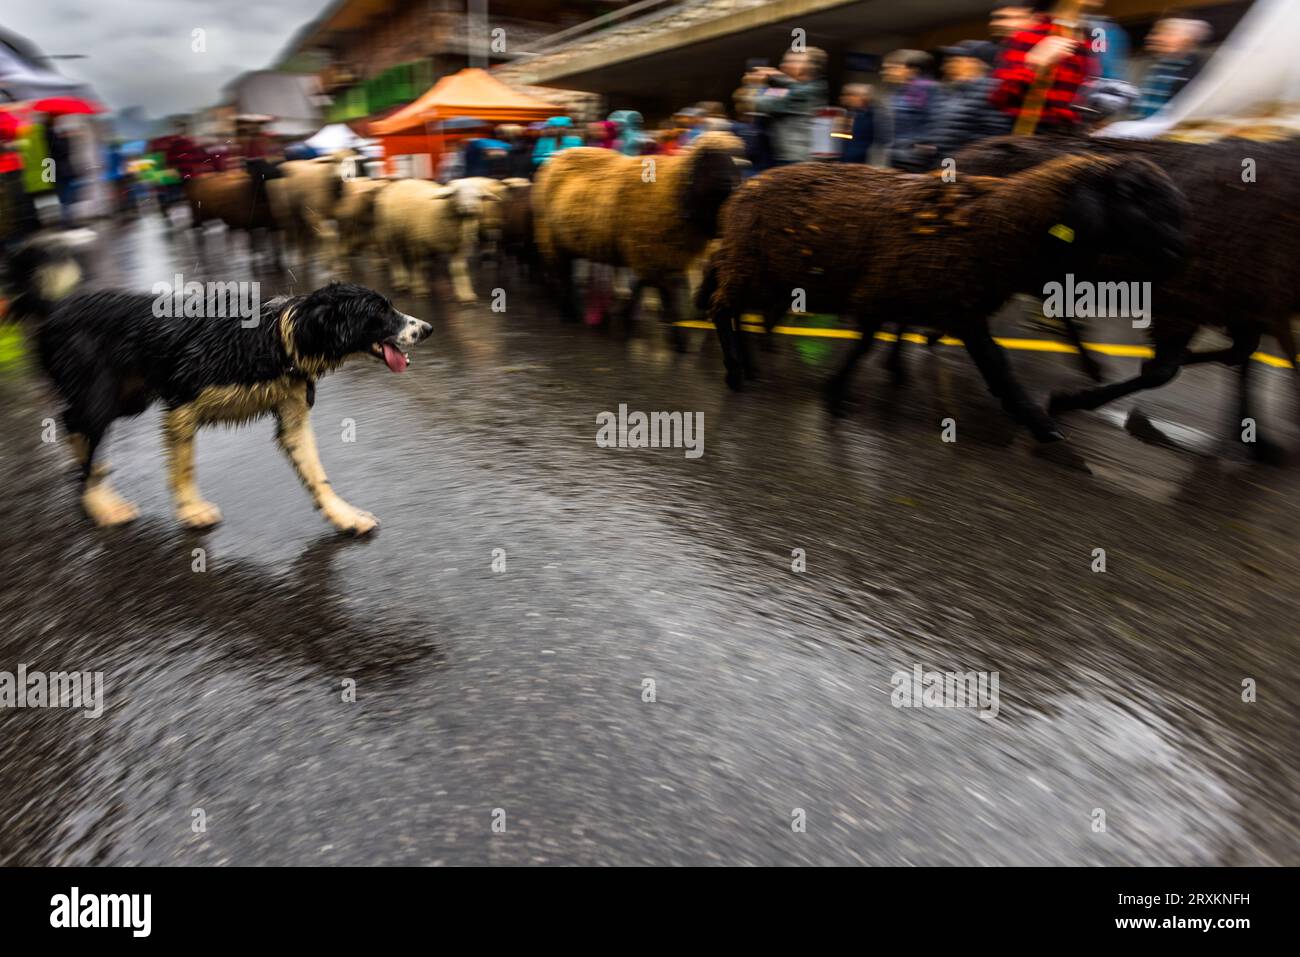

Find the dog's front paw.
[
  {"left": 325, "top": 501, "right": 379, "bottom": 536},
  {"left": 176, "top": 499, "right": 223, "bottom": 529},
  {"left": 83, "top": 485, "right": 139, "bottom": 528}
]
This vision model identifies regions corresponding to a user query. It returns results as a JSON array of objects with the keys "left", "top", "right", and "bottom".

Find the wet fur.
[
  {"left": 532, "top": 132, "right": 741, "bottom": 329},
  {"left": 702, "top": 154, "right": 1187, "bottom": 440},
  {"left": 184, "top": 169, "right": 282, "bottom": 265},
  {"left": 6, "top": 248, "right": 427, "bottom": 532},
  {"left": 267, "top": 156, "right": 349, "bottom": 267},
  {"left": 956, "top": 133, "right": 1300, "bottom": 460}
]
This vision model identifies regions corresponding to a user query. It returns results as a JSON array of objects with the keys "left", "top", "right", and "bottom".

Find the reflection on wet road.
[{"left": 1, "top": 216, "right": 1297, "bottom": 864}]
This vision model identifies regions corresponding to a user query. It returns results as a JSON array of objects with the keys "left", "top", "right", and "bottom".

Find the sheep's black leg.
[
  {"left": 711, "top": 305, "right": 744, "bottom": 391},
  {"left": 555, "top": 255, "right": 579, "bottom": 322},
  {"left": 619, "top": 278, "right": 645, "bottom": 326},
  {"left": 1059, "top": 316, "right": 1103, "bottom": 382},
  {"left": 1279, "top": 321, "right": 1300, "bottom": 427},
  {"left": 1181, "top": 348, "right": 1247, "bottom": 366},
  {"left": 885, "top": 321, "right": 909, "bottom": 386},
  {"left": 733, "top": 312, "right": 756, "bottom": 379},
  {"left": 1161, "top": 321, "right": 1257, "bottom": 370},
  {"left": 1234, "top": 340, "right": 1287, "bottom": 464},
  {"left": 825, "top": 317, "right": 884, "bottom": 416},
  {"left": 759, "top": 304, "right": 783, "bottom": 355},
  {"left": 735, "top": 305, "right": 781, "bottom": 380},
  {"left": 961, "top": 323, "right": 1062, "bottom": 442},
  {"left": 660, "top": 277, "right": 689, "bottom": 353},
  {"left": 1049, "top": 332, "right": 1192, "bottom": 415},
  {"left": 1177, "top": 322, "right": 1288, "bottom": 463}
]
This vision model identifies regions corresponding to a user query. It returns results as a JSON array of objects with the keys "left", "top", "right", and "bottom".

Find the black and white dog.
[{"left": 4, "top": 239, "right": 431, "bottom": 534}]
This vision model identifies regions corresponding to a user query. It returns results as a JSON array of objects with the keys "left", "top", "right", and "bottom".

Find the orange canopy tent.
[{"left": 370, "top": 68, "right": 556, "bottom": 174}]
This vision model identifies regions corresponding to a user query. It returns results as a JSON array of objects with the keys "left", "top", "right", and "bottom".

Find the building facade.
[
  {"left": 495, "top": 0, "right": 1256, "bottom": 123},
  {"left": 273, "top": 0, "right": 628, "bottom": 125}
]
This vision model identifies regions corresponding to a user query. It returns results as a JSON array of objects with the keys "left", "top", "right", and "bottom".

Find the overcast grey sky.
[{"left": 4, "top": 0, "right": 329, "bottom": 117}]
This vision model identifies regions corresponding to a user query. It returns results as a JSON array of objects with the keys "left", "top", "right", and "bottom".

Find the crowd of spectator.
[
  {"left": 1, "top": 0, "right": 1218, "bottom": 249},
  {"left": 571, "top": 0, "right": 1216, "bottom": 177}
]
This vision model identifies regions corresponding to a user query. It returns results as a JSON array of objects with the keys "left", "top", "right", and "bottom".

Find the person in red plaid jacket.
[{"left": 990, "top": 0, "right": 1102, "bottom": 130}]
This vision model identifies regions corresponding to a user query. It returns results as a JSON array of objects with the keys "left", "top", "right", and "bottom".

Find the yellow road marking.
[{"left": 672, "top": 320, "right": 1299, "bottom": 369}]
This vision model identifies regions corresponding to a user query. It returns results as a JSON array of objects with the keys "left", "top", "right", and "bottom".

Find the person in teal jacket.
[
  {"left": 532, "top": 116, "right": 583, "bottom": 168},
  {"left": 607, "top": 110, "right": 648, "bottom": 156}
]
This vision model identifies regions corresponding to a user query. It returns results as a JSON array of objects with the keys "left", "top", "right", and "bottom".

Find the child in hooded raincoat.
[
  {"left": 532, "top": 116, "right": 583, "bottom": 169},
  {"left": 607, "top": 110, "right": 648, "bottom": 156}
]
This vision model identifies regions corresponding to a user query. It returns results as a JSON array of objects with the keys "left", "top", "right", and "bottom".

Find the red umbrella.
[{"left": 31, "top": 96, "right": 103, "bottom": 116}]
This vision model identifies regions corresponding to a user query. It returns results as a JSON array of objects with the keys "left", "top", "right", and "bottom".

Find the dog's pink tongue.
[{"left": 381, "top": 343, "right": 408, "bottom": 373}]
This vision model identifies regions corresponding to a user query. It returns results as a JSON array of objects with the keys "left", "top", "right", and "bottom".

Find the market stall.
[{"left": 369, "top": 68, "right": 554, "bottom": 176}]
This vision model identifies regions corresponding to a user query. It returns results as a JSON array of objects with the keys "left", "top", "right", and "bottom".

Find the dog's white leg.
[
  {"left": 82, "top": 468, "right": 140, "bottom": 527},
  {"left": 69, "top": 434, "right": 139, "bottom": 527},
  {"left": 275, "top": 391, "right": 377, "bottom": 535},
  {"left": 163, "top": 410, "right": 223, "bottom": 528}
]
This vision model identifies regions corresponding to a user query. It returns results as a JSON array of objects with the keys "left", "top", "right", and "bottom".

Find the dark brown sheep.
[
  {"left": 701, "top": 154, "right": 1187, "bottom": 441},
  {"left": 955, "top": 133, "right": 1300, "bottom": 462},
  {"left": 184, "top": 169, "right": 281, "bottom": 265},
  {"left": 185, "top": 169, "right": 277, "bottom": 231},
  {"left": 497, "top": 179, "right": 537, "bottom": 278}
]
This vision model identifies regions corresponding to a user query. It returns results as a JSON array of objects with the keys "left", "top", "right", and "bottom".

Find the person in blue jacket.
[
  {"left": 837, "top": 84, "right": 875, "bottom": 163},
  {"left": 607, "top": 110, "right": 648, "bottom": 156},
  {"left": 532, "top": 116, "right": 583, "bottom": 169}
]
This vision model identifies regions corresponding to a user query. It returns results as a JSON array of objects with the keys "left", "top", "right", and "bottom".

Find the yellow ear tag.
[{"left": 1049, "top": 223, "right": 1075, "bottom": 243}]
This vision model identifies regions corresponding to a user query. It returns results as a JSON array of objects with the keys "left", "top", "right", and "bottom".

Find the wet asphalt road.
[{"left": 1, "top": 214, "right": 1298, "bottom": 866}]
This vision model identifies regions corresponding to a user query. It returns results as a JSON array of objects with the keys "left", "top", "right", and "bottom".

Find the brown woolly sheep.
[
  {"left": 955, "top": 133, "right": 1300, "bottom": 462},
  {"left": 701, "top": 154, "right": 1187, "bottom": 442},
  {"left": 532, "top": 131, "right": 741, "bottom": 342},
  {"left": 184, "top": 169, "right": 281, "bottom": 263}
]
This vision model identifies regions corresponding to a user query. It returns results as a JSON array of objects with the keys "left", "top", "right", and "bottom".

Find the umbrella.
[
  {"left": 438, "top": 116, "right": 488, "bottom": 131},
  {"left": 31, "top": 96, "right": 103, "bottom": 116}
]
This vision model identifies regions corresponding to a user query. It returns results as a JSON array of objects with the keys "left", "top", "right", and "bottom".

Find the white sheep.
[
  {"left": 266, "top": 153, "right": 356, "bottom": 269},
  {"left": 332, "top": 176, "right": 391, "bottom": 272},
  {"left": 372, "top": 177, "right": 496, "bottom": 302}
]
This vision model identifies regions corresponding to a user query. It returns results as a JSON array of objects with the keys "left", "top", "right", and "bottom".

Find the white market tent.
[
  {"left": 305, "top": 122, "right": 366, "bottom": 152},
  {"left": 1102, "top": 0, "right": 1300, "bottom": 141},
  {"left": 225, "top": 71, "right": 323, "bottom": 138}
]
